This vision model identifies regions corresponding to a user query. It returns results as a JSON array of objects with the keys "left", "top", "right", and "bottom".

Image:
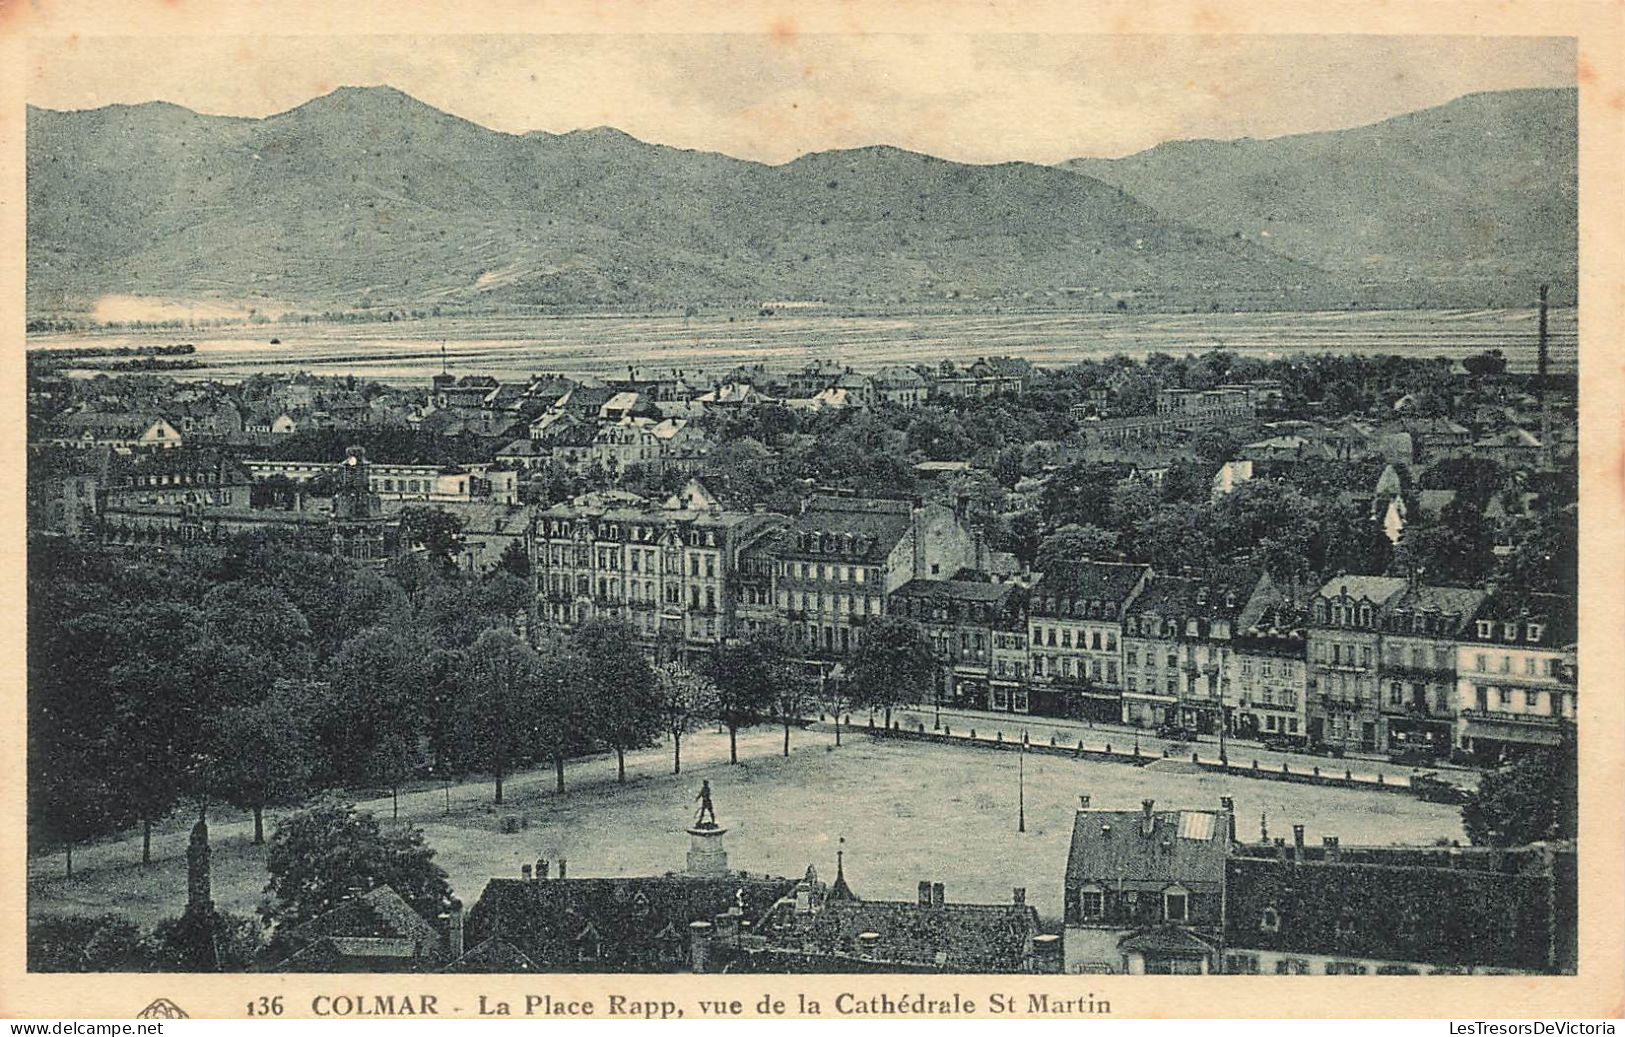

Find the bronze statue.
[{"left": 695, "top": 779, "right": 717, "bottom": 827}]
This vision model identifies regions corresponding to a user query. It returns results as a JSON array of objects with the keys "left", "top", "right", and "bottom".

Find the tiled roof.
[
  {"left": 1316, "top": 575, "right": 1409, "bottom": 605},
  {"left": 443, "top": 936, "right": 540, "bottom": 973},
  {"left": 269, "top": 886, "right": 446, "bottom": 972},
  {"left": 785, "top": 498, "right": 914, "bottom": 560},
  {"left": 1030, "top": 561, "right": 1149, "bottom": 618},
  {"left": 892, "top": 579, "right": 1014, "bottom": 604},
  {"left": 464, "top": 875, "right": 797, "bottom": 973},
  {"left": 756, "top": 898, "right": 1039, "bottom": 972},
  {"left": 1065, "top": 808, "right": 1229, "bottom": 894},
  {"left": 1469, "top": 591, "right": 1577, "bottom": 646},
  {"left": 1226, "top": 848, "right": 1565, "bottom": 971}
]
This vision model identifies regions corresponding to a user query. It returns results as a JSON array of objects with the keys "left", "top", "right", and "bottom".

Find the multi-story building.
[
  {"left": 1224, "top": 833, "right": 1575, "bottom": 976},
  {"left": 989, "top": 623, "right": 1031, "bottom": 713},
  {"left": 37, "top": 410, "right": 183, "bottom": 453},
  {"left": 529, "top": 485, "right": 785, "bottom": 660},
  {"left": 888, "top": 579, "right": 1021, "bottom": 711},
  {"left": 868, "top": 366, "right": 930, "bottom": 408},
  {"left": 1120, "top": 576, "right": 1190, "bottom": 729},
  {"left": 1062, "top": 799, "right": 1232, "bottom": 974},
  {"left": 588, "top": 417, "right": 707, "bottom": 477},
  {"left": 1376, "top": 583, "right": 1486, "bottom": 758},
  {"left": 1118, "top": 570, "right": 1262, "bottom": 733},
  {"left": 1064, "top": 803, "right": 1575, "bottom": 977},
  {"left": 1229, "top": 603, "right": 1308, "bottom": 743},
  {"left": 772, "top": 497, "right": 978, "bottom": 661},
  {"left": 243, "top": 458, "right": 519, "bottom": 506},
  {"left": 1305, "top": 576, "right": 1409, "bottom": 751},
  {"left": 1454, "top": 591, "right": 1577, "bottom": 760},
  {"left": 1027, "top": 561, "right": 1150, "bottom": 721}
]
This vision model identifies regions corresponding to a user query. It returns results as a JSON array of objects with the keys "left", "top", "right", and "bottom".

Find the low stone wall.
[{"left": 853, "top": 718, "right": 1417, "bottom": 796}]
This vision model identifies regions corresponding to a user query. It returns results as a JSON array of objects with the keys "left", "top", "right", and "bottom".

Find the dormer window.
[
  {"left": 1476, "top": 620, "right": 1494, "bottom": 640},
  {"left": 1335, "top": 913, "right": 1357, "bottom": 937},
  {"left": 1503, "top": 623, "right": 1518, "bottom": 640},
  {"left": 1260, "top": 907, "right": 1281, "bottom": 933},
  {"left": 1526, "top": 624, "right": 1544, "bottom": 643},
  {"left": 1163, "top": 884, "right": 1189, "bottom": 923}
]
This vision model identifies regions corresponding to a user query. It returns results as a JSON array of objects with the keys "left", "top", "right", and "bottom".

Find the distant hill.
[
  {"left": 27, "top": 86, "right": 1327, "bottom": 314},
  {"left": 1062, "top": 88, "right": 1577, "bottom": 306}
]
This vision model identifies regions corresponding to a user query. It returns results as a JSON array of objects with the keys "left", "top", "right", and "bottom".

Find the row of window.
[
  {"left": 539, "top": 522, "right": 720, "bottom": 548},
  {"left": 778, "top": 590, "right": 882, "bottom": 616},
  {"left": 1032, "top": 626, "right": 1118, "bottom": 652},
  {"left": 1475, "top": 619, "right": 1546, "bottom": 643},
  {"left": 779, "top": 561, "right": 876, "bottom": 584},
  {"left": 1473, "top": 652, "right": 1560, "bottom": 677},
  {"left": 1034, "top": 655, "right": 1119, "bottom": 683}
]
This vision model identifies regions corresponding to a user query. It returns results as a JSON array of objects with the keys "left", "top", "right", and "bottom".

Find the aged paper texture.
[{"left": 2, "top": 0, "right": 1622, "bottom": 1020}]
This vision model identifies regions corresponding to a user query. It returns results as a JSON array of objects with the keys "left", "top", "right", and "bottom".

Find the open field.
[
  {"left": 29, "top": 722, "right": 1465, "bottom": 929},
  {"left": 28, "top": 307, "right": 1576, "bottom": 383}
]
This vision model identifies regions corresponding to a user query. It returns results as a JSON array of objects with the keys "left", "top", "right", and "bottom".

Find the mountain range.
[
  {"left": 1063, "top": 88, "right": 1576, "bottom": 306},
  {"left": 26, "top": 85, "right": 1576, "bottom": 314}
]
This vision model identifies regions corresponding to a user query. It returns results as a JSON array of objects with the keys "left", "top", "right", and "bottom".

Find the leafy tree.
[
  {"left": 654, "top": 662, "right": 719, "bottom": 774},
  {"left": 573, "top": 619, "right": 660, "bottom": 783},
  {"left": 1192, "top": 429, "right": 1240, "bottom": 467},
  {"left": 206, "top": 680, "right": 318, "bottom": 844},
  {"left": 397, "top": 506, "right": 466, "bottom": 569},
  {"left": 147, "top": 909, "right": 265, "bottom": 972},
  {"left": 1035, "top": 524, "right": 1119, "bottom": 570},
  {"left": 497, "top": 538, "right": 531, "bottom": 579},
  {"left": 1462, "top": 349, "right": 1509, "bottom": 377},
  {"left": 533, "top": 640, "right": 589, "bottom": 793},
  {"left": 450, "top": 627, "right": 541, "bottom": 804},
  {"left": 707, "top": 639, "right": 776, "bottom": 764},
  {"left": 198, "top": 581, "right": 316, "bottom": 685},
  {"left": 1040, "top": 462, "right": 1118, "bottom": 529},
  {"left": 846, "top": 615, "right": 937, "bottom": 727},
  {"left": 1498, "top": 506, "right": 1578, "bottom": 596},
  {"left": 1462, "top": 747, "right": 1576, "bottom": 847},
  {"left": 27, "top": 915, "right": 150, "bottom": 972},
  {"left": 262, "top": 800, "right": 452, "bottom": 930},
  {"left": 324, "top": 627, "right": 428, "bottom": 815}
]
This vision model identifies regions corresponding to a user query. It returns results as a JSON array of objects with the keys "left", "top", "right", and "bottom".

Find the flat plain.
[{"left": 28, "top": 307, "right": 1578, "bottom": 384}]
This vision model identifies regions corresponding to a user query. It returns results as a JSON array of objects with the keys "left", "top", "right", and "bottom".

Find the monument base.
[{"left": 686, "top": 825, "right": 729, "bottom": 877}]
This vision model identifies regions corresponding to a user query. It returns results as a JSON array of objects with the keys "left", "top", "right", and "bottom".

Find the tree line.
[{"left": 27, "top": 528, "right": 940, "bottom": 875}]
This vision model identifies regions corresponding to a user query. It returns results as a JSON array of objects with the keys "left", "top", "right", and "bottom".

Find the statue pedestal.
[{"left": 686, "top": 824, "right": 729, "bottom": 877}]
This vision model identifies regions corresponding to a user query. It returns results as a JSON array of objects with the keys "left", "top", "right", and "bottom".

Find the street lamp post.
[
  {"left": 1017, "top": 730, "right": 1027, "bottom": 833},
  {"left": 934, "top": 668, "right": 942, "bottom": 731}
]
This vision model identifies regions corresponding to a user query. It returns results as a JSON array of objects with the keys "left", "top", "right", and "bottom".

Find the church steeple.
[{"left": 829, "top": 837, "right": 857, "bottom": 902}]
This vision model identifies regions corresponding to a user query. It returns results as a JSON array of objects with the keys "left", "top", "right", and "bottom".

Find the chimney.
[
  {"left": 918, "top": 881, "right": 932, "bottom": 907},
  {"left": 1324, "top": 836, "right": 1341, "bottom": 862},
  {"left": 447, "top": 897, "right": 464, "bottom": 959},
  {"left": 558, "top": 857, "right": 567, "bottom": 880},
  {"left": 689, "top": 921, "right": 714, "bottom": 974},
  {"left": 1141, "top": 799, "right": 1156, "bottom": 838},
  {"left": 537, "top": 858, "right": 549, "bottom": 880},
  {"left": 856, "top": 931, "right": 881, "bottom": 958},
  {"left": 521, "top": 864, "right": 533, "bottom": 881},
  {"left": 931, "top": 882, "right": 945, "bottom": 909},
  {"left": 1013, "top": 888, "right": 1026, "bottom": 907},
  {"left": 1292, "top": 824, "right": 1305, "bottom": 851},
  {"left": 1220, "top": 797, "right": 1236, "bottom": 843},
  {"left": 1274, "top": 837, "right": 1287, "bottom": 862},
  {"left": 1079, "top": 794, "right": 1091, "bottom": 810}
]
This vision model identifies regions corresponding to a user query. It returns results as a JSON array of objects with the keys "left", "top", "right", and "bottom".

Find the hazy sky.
[{"left": 28, "top": 34, "right": 1575, "bottom": 163}]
